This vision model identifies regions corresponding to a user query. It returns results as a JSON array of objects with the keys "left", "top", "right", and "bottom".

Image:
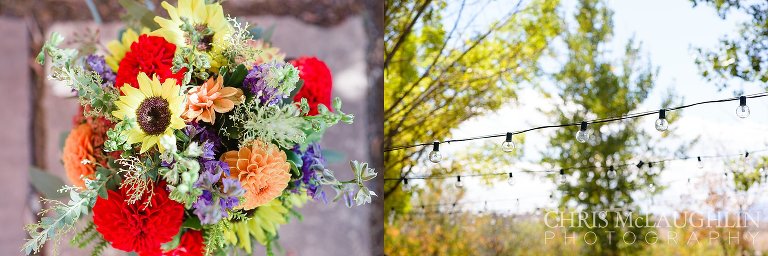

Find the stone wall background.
[{"left": 0, "top": 1, "right": 383, "bottom": 255}]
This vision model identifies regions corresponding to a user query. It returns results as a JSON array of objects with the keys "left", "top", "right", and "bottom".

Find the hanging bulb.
[
  {"left": 736, "top": 96, "right": 750, "bottom": 118},
  {"left": 655, "top": 109, "right": 669, "bottom": 131},
  {"left": 454, "top": 176, "right": 464, "bottom": 188},
  {"left": 501, "top": 132, "right": 516, "bottom": 152},
  {"left": 697, "top": 156, "right": 704, "bottom": 169},
  {"left": 559, "top": 169, "right": 567, "bottom": 185},
  {"left": 575, "top": 121, "right": 590, "bottom": 143},
  {"left": 607, "top": 166, "right": 617, "bottom": 179},
  {"left": 578, "top": 191, "right": 587, "bottom": 200},
  {"left": 636, "top": 161, "right": 644, "bottom": 169},
  {"left": 428, "top": 141, "right": 442, "bottom": 163},
  {"left": 388, "top": 207, "right": 396, "bottom": 225},
  {"left": 401, "top": 178, "right": 410, "bottom": 191},
  {"left": 507, "top": 172, "right": 516, "bottom": 186},
  {"left": 515, "top": 198, "right": 520, "bottom": 208}
]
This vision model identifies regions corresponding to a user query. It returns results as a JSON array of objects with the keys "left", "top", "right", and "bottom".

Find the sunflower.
[
  {"left": 105, "top": 27, "right": 151, "bottom": 72},
  {"left": 112, "top": 72, "right": 186, "bottom": 153},
  {"left": 152, "top": 0, "right": 232, "bottom": 70}
]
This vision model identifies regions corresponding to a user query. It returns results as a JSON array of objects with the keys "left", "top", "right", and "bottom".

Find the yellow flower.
[
  {"left": 152, "top": 0, "right": 232, "bottom": 71},
  {"left": 105, "top": 27, "right": 151, "bottom": 72},
  {"left": 112, "top": 72, "right": 186, "bottom": 153}
]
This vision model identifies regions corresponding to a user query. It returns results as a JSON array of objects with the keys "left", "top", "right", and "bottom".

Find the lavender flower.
[
  {"left": 85, "top": 54, "right": 115, "bottom": 87},
  {"left": 243, "top": 63, "right": 284, "bottom": 105},
  {"left": 192, "top": 161, "right": 244, "bottom": 224},
  {"left": 292, "top": 143, "right": 326, "bottom": 201},
  {"left": 184, "top": 122, "right": 223, "bottom": 154}
]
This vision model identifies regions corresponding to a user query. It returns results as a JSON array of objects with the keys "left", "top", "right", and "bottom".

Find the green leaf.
[
  {"left": 118, "top": 0, "right": 159, "bottom": 30},
  {"left": 29, "top": 167, "right": 66, "bottom": 199},
  {"left": 181, "top": 217, "right": 202, "bottom": 230},
  {"left": 223, "top": 64, "right": 248, "bottom": 87}
]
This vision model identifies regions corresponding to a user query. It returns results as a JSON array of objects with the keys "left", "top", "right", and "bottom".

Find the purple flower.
[
  {"left": 292, "top": 143, "right": 326, "bottom": 201},
  {"left": 243, "top": 63, "right": 284, "bottom": 105},
  {"left": 184, "top": 122, "right": 223, "bottom": 154},
  {"left": 204, "top": 160, "right": 230, "bottom": 176},
  {"left": 192, "top": 161, "right": 244, "bottom": 224},
  {"left": 85, "top": 54, "right": 115, "bottom": 87}
]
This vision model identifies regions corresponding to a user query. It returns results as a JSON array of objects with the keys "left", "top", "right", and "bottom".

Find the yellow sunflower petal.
[
  {"left": 137, "top": 73, "right": 154, "bottom": 97},
  {"left": 140, "top": 135, "right": 159, "bottom": 153},
  {"left": 126, "top": 128, "right": 146, "bottom": 144},
  {"left": 170, "top": 116, "right": 186, "bottom": 130}
]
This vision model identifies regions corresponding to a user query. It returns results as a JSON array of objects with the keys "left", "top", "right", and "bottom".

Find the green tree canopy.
[{"left": 384, "top": 0, "right": 562, "bottom": 216}]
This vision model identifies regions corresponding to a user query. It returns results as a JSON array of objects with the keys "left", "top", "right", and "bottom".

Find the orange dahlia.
[
  {"left": 182, "top": 76, "right": 244, "bottom": 124},
  {"left": 62, "top": 123, "right": 97, "bottom": 188},
  {"left": 221, "top": 140, "right": 291, "bottom": 210}
]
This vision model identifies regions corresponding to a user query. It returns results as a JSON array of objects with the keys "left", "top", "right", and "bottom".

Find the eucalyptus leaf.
[{"left": 29, "top": 167, "right": 66, "bottom": 199}]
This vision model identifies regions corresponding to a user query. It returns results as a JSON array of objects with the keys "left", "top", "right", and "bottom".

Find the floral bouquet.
[{"left": 23, "top": 0, "right": 376, "bottom": 255}]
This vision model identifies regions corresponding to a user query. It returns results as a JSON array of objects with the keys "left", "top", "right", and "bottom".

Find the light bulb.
[
  {"left": 607, "top": 166, "right": 617, "bottom": 179},
  {"left": 388, "top": 208, "right": 395, "bottom": 225},
  {"left": 428, "top": 141, "right": 442, "bottom": 163},
  {"left": 578, "top": 192, "right": 587, "bottom": 200},
  {"left": 501, "top": 132, "right": 516, "bottom": 152},
  {"left": 507, "top": 173, "right": 515, "bottom": 186},
  {"left": 655, "top": 109, "right": 668, "bottom": 131},
  {"left": 697, "top": 156, "right": 703, "bottom": 169},
  {"left": 736, "top": 96, "right": 750, "bottom": 118},
  {"left": 559, "top": 169, "right": 567, "bottom": 185},
  {"left": 401, "top": 178, "right": 410, "bottom": 191},
  {"left": 575, "top": 121, "right": 590, "bottom": 143},
  {"left": 454, "top": 176, "right": 463, "bottom": 188}
]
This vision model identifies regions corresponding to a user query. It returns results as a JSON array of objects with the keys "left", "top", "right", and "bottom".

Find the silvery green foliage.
[
  {"left": 159, "top": 140, "right": 204, "bottom": 208},
  {"left": 104, "top": 119, "right": 135, "bottom": 152},
  {"left": 265, "top": 62, "right": 300, "bottom": 95},
  {"left": 37, "top": 32, "right": 119, "bottom": 120},
  {"left": 22, "top": 174, "right": 111, "bottom": 255},
  {"left": 318, "top": 161, "right": 377, "bottom": 207},
  {"left": 228, "top": 99, "right": 308, "bottom": 148}
]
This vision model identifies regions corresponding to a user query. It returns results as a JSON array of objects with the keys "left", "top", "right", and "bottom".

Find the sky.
[{"left": 415, "top": 0, "right": 768, "bottom": 217}]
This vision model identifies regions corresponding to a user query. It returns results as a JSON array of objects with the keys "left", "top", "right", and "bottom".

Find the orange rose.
[
  {"left": 221, "top": 140, "right": 291, "bottom": 209},
  {"left": 62, "top": 123, "right": 97, "bottom": 188}
]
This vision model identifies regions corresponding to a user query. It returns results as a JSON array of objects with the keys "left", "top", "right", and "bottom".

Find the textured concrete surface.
[
  {"left": 0, "top": 17, "right": 31, "bottom": 256},
  {"left": 29, "top": 15, "right": 373, "bottom": 256}
]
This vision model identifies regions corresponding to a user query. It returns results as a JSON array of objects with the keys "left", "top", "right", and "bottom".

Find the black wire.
[
  {"left": 385, "top": 92, "right": 768, "bottom": 152},
  {"left": 385, "top": 148, "right": 768, "bottom": 181}
]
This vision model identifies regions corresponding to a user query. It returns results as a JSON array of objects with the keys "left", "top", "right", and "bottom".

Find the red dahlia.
[
  {"left": 115, "top": 35, "right": 186, "bottom": 91},
  {"left": 290, "top": 57, "right": 333, "bottom": 116},
  {"left": 92, "top": 183, "right": 184, "bottom": 256},
  {"left": 163, "top": 230, "right": 205, "bottom": 256}
]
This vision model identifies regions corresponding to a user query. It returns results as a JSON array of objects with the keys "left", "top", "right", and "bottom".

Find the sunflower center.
[{"left": 136, "top": 97, "right": 172, "bottom": 135}]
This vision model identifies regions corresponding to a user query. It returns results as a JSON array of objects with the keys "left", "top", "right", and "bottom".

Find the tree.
[
  {"left": 690, "top": 0, "right": 768, "bottom": 91},
  {"left": 541, "top": 0, "right": 682, "bottom": 254},
  {"left": 383, "top": 0, "right": 562, "bottom": 216}
]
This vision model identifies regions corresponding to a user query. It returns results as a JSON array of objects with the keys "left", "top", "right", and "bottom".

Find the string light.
[
  {"left": 737, "top": 96, "right": 750, "bottom": 118},
  {"left": 385, "top": 92, "right": 768, "bottom": 152},
  {"left": 428, "top": 141, "right": 442, "bottom": 163},
  {"left": 558, "top": 169, "right": 566, "bottom": 184},
  {"left": 501, "top": 132, "right": 515, "bottom": 152},
  {"left": 455, "top": 176, "right": 464, "bottom": 188},
  {"left": 655, "top": 109, "right": 668, "bottom": 131},
  {"left": 386, "top": 148, "right": 768, "bottom": 183},
  {"left": 607, "top": 166, "right": 617, "bottom": 179},
  {"left": 507, "top": 173, "right": 515, "bottom": 186},
  {"left": 575, "top": 121, "right": 590, "bottom": 143},
  {"left": 697, "top": 156, "right": 704, "bottom": 169},
  {"left": 401, "top": 178, "right": 411, "bottom": 191}
]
